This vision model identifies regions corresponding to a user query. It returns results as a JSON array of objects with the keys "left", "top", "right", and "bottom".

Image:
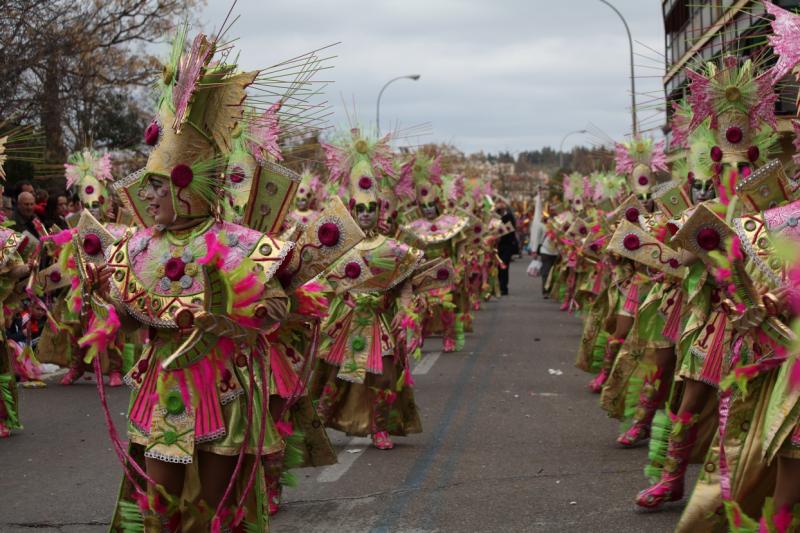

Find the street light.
[
  {"left": 596, "top": 0, "right": 638, "bottom": 136},
  {"left": 559, "top": 129, "right": 588, "bottom": 168},
  {"left": 376, "top": 74, "right": 421, "bottom": 135}
]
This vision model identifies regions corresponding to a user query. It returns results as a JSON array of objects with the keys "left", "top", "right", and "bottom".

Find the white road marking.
[
  {"left": 413, "top": 351, "right": 441, "bottom": 375},
  {"left": 316, "top": 437, "right": 372, "bottom": 483}
]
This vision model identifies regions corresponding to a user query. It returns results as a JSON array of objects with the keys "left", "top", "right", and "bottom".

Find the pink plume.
[
  {"left": 247, "top": 102, "right": 283, "bottom": 162},
  {"left": 614, "top": 143, "right": 635, "bottom": 175},
  {"left": 197, "top": 232, "right": 230, "bottom": 269},
  {"left": 766, "top": 1, "right": 800, "bottom": 83},
  {"left": 752, "top": 74, "right": 779, "bottom": 130},
  {"left": 670, "top": 101, "right": 690, "bottom": 149},
  {"left": 172, "top": 33, "right": 215, "bottom": 130},
  {"left": 449, "top": 175, "right": 465, "bottom": 203},
  {"left": 396, "top": 158, "right": 417, "bottom": 200},
  {"left": 428, "top": 156, "right": 443, "bottom": 185},
  {"left": 294, "top": 281, "right": 329, "bottom": 318},
  {"left": 95, "top": 153, "right": 114, "bottom": 182},
  {"left": 321, "top": 143, "right": 347, "bottom": 187},
  {"left": 651, "top": 140, "right": 668, "bottom": 172},
  {"left": 687, "top": 68, "right": 714, "bottom": 130},
  {"left": 44, "top": 228, "right": 76, "bottom": 246},
  {"left": 64, "top": 163, "right": 81, "bottom": 190}
]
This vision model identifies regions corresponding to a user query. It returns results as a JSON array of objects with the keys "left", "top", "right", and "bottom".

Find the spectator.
[
  {"left": 533, "top": 215, "right": 559, "bottom": 299},
  {"left": 67, "top": 193, "right": 82, "bottom": 214},
  {"left": 17, "top": 181, "right": 34, "bottom": 195},
  {"left": 13, "top": 191, "right": 39, "bottom": 235},
  {"left": 496, "top": 200, "right": 519, "bottom": 296},
  {"left": 42, "top": 195, "right": 68, "bottom": 229},
  {"left": 33, "top": 188, "right": 48, "bottom": 216},
  {"left": 8, "top": 302, "right": 46, "bottom": 347}
]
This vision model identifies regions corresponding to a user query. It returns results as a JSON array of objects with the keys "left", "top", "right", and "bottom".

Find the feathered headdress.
[
  {"left": 686, "top": 56, "right": 777, "bottom": 133},
  {"left": 614, "top": 136, "right": 668, "bottom": 197},
  {"left": 398, "top": 149, "right": 443, "bottom": 206},
  {"left": 65, "top": 149, "right": 113, "bottom": 190},
  {"left": 322, "top": 127, "right": 396, "bottom": 209},
  {"left": 322, "top": 127, "right": 394, "bottom": 200},
  {"left": 115, "top": 23, "right": 329, "bottom": 227}
]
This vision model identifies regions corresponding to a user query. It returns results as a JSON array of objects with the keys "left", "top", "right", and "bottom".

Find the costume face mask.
[
  {"left": 421, "top": 202, "right": 438, "bottom": 220},
  {"left": 631, "top": 163, "right": 654, "bottom": 200}
]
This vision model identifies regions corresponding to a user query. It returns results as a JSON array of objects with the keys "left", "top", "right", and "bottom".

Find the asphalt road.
[{"left": 0, "top": 260, "right": 688, "bottom": 532}]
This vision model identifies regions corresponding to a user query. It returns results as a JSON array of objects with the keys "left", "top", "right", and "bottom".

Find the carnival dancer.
[
  {"left": 573, "top": 172, "right": 626, "bottom": 376},
  {"left": 398, "top": 148, "right": 469, "bottom": 353},
  {"left": 43, "top": 149, "right": 125, "bottom": 387},
  {"left": 587, "top": 137, "right": 667, "bottom": 393},
  {"left": 636, "top": 54, "right": 780, "bottom": 515},
  {"left": 311, "top": 127, "right": 426, "bottom": 450},
  {"left": 0, "top": 126, "right": 44, "bottom": 437},
  {"left": 673, "top": 6, "right": 800, "bottom": 527},
  {"left": 0, "top": 229, "right": 35, "bottom": 437},
  {"left": 76, "top": 25, "right": 341, "bottom": 530},
  {"left": 222, "top": 104, "right": 339, "bottom": 516}
]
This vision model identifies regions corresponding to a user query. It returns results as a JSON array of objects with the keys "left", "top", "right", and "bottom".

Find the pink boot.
[
  {"left": 588, "top": 338, "right": 622, "bottom": 393},
  {"left": 371, "top": 389, "right": 396, "bottom": 450},
  {"left": 588, "top": 369, "right": 609, "bottom": 393},
  {"left": 60, "top": 367, "right": 83, "bottom": 386},
  {"left": 372, "top": 431, "right": 394, "bottom": 450},
  {"left": 443, "top": 337, "right": 456, "bottom": 353},
  {"left": 635, "top": 411, "right": 699, "bottom": 509},
  {"left": 263, "top": 451, "right": 284, "bottom": 516},
  {"left": 108, "top": 371, "right": 123, "bottom": 387},
  {"left": 618, "top": 368, "right": 669, "bottom": 448},
  {"left": 0, "top": 421, "right": 10, "bottom": 438}
]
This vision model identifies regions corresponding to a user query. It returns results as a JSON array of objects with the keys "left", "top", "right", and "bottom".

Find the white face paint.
[
  {"left": 355, "top": 202, "right": 378, "bottom": 230},
  {"left": 143, "top": 176, "right": 176, "bottom": 227},
  {"left": 691, "top": 180, "right": 716, "bottom": 203}
]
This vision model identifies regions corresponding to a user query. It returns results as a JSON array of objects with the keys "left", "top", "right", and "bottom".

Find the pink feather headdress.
[
  {"left": 64, "top": 149, "right": 113, "bottom": 189},
  {"left": 686, "top": 56, "right": 777, "bottom": 133},
  {"left": 245, "top": 102, "right": 283, "bottom": 163},
  {"left": 614, "top": 137, "right": 668, "bottom": 175},
  {"left": 766, "top": 1, "right": 800, "bottom": 83}
]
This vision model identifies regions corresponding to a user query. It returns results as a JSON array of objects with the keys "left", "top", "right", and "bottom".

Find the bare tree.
[{"left": 0, "top": 0, "right": 203, "bottom": 163}]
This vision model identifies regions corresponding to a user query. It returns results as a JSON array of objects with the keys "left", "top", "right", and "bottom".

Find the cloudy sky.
[{"left": 200, "top": 0, "right": 666, "bottom": 155}]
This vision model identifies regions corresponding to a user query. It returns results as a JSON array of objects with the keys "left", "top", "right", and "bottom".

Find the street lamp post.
[
  {"left": 597, "top": 0, "right": 638, "bottom": 136},
  {"left": 558, "top": 129, "right": 588, "bottom": 168},
  {"left": 376, "top": 74, "right": 421, "bottom": 135}
]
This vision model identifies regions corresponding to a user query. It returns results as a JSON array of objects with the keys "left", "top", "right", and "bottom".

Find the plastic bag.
[{"left": 527, "top": 258, "right": 542, "bottom": 277}]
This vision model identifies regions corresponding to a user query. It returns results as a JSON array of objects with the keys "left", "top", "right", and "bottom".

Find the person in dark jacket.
[{"left": 496, "top": 201, "right": 519, "bottom": 295}]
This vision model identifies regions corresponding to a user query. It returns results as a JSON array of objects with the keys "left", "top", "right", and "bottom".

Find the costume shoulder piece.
[
  {"left": 106, "top": 220, "right": 292, "bottom": 328},
  {"left": 401, "top": 213, "right": 468, "bottom": 246},
  {"left": 0, "top": 228, "right": 22, "bottom": 269},
  {"left": 608, "top": 220, "right": 687, "bottom": 279},
  {"left": 322, "top": 236, "right": 423, "bottom": 294},
  {"left": 734, "top": 198, "right": 800, "bottom": 289}
]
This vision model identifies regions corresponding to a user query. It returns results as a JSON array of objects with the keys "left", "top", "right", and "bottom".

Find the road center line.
[
  {"left": 412, "top": 351, "right": 441, "bottom": 375},
  {"left": 316, "top": 437, "right": 372, "bottom": 483}
]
